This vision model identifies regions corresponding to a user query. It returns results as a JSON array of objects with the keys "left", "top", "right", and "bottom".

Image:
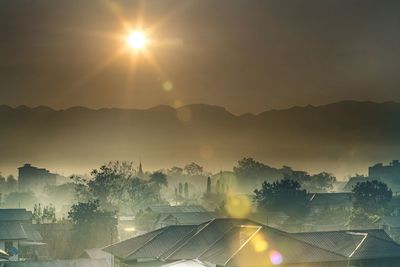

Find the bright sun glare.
[{"left": 127, "top": 31, "right": 147, "bottom": 50}]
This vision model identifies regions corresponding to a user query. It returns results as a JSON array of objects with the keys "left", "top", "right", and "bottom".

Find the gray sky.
[{"left": 1, "top": 0, "right": 400, "bottom": 114}]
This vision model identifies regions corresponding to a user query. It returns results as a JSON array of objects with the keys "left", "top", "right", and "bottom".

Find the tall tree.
[
  {"left": 352, "top": 180, "right": 392, "bottom": 215},
  {"left": 184, "top": 162, "right": 204, "bottom": 177},
  {"left": 68, "top": 200, "right": 117, "bottom": 255},
  {"left": 206, "top": 177, "right": 211, "bottom": 193},
  {"left": 149, "top": 171, "right": 168, "bottom": 201},
  {"left": 254, "top": 179, "right": 310, "bottom": 218}
]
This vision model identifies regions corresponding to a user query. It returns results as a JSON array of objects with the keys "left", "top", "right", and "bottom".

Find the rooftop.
[{"left": 104, "top": 218, "right": 400, "bottom": 265}]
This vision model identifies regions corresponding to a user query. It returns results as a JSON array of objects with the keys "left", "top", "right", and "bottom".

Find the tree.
[
  {"left": 184, "top": 182, "right": 189, "bottom": 198},
  {"left": 254, "top": 179, "right": 310, "bottom": 218},
  {"left": 149, "top": 171, "right": 168, "bottom": 201},
  {"left": 68, "top": 200, "right": 117, "bottom": 254},
  {"left": 168, "top": 166, "right": 184, "bottom": 177},
  {"left": 6, "top": 175, "right": 17, "bottom": 193},
  {"left": 184, "top": 162, "right": 203, "bottom": 176},
  {"left": 347, "top": 208, "right": 380, "bottom": 229},
  {"left": 206, "top": 177, "right": 211, "bottom": 193},
  {"left": 304, "top": 172, "right": 336, "bottom": 192},
  {"left": 33, "top": 203, "right": 56, "bottom": 224},
  {"left": 352, "top": 180, "right": 392, "bottom": 215}
]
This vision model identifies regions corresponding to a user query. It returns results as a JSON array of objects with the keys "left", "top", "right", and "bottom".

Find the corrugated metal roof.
[
  {"left": 103, "top": 229, "right": 164, "bottom": 259},
  {"left": 0, "top": 222, "right": 28, "bottom": 240},
  {"left": 165, "top": 219, "right": 261, "bottom": 260},
  {"left": 199, "top": 226, "right": 261, "bottom": 265},
  {"left": 291, "top": 229, "right": 400, "bottom": 260},
  {"left": 127, "top": 225, "right": 199, "bottom": 260},
  {"left": 226, "top": 226, "right": 346, "bottom": 266},
  {"left": 104, "top": 218, "right": 400, "bottom": 266}
]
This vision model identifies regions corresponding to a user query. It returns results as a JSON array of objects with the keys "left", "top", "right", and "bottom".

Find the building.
[
  {"left": 368, "top": 160, "right": 400, "bottom": 192},
  {"left": 18, "top": 164, "right": 57, "bottom": 192},
  {"left": 0, "top": 209, "right": 44, "bottom": 261},
  {"left": 369, "top": 160, "right": 400, "bottom": 181},
  {"left": 104, "top": 218, "right": 400, "bottom": 267},
  {"left": 134, "top": 205, "right": 219, "bottom": 231}
]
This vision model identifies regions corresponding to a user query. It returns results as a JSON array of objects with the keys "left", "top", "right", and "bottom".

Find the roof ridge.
[
  {"left": 348, "top": 233, "right": 368, "bottom": 258},
  {"left": 163, "top": 219, "right": 215, "bottom": 259}
]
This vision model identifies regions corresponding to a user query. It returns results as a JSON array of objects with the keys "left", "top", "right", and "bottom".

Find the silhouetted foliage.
[
  {"left": 71, "top": 161, "right": 160, "bottom": 212},
  {"left": 68, "top": 200, "right": 117, "bottom": 254},
  {"left": 149, "top": 171, "right": 168, "bottom": 201},
  {"left": 184, "top": 162, "right": 204, "bottom": 176},
  {"left": 352, "top": 180, "right": 392, "bottom": 215},
  {"left": 347, "top": 208, "right": 380, "bottom": 229},
  {"left": 254, "top": 179, "right": 310, "bottom": 218},
  {"left": 6, "top": 175, "right": 17, "bottom": 193}
]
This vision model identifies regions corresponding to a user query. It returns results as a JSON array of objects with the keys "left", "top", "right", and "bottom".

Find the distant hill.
[{"left": 1, "top": 101, "right": 400, "bottom": 178}]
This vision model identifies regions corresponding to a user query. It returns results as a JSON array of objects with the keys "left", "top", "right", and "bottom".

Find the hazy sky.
[{"left": 1, "top": 0, "right": 400, "bottom": 114}]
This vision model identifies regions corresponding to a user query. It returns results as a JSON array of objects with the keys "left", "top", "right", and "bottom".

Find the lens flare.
[
  {"left": 269, "top": 250, "right": 283, "bottom": 265},
  {"left": 225, "top": 194, "right": 252, "bottom": 218},
  {"left": 251, "top": 234, "right": 268, "bottom": 252}
]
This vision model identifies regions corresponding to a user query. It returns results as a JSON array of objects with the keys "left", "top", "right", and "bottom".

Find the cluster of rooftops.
[{"left": 104, "top": 218, "right": 400, "bottom": 266}]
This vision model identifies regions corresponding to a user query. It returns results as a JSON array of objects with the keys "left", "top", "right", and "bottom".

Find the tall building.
[
  {"left": 18, "top": 164, "right": 57, "bottom": 192},
  {"left": 369, "top": 160, "right": 400, "bottom": 179}
]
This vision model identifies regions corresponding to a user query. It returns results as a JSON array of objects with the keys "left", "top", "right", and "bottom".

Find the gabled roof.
[
  {"left": 226, "top": 226, "right": 346, "bottom": 266},
  {"left": 0, "top": 222, "right": 28, "bottom": 240},
  {"left": 105, "top": 218, "right": 400, "bottom": 266},
  {"left": 0, "top": 209, "right": 32, "bottom": 221},
  {"left": 104, "top": 229, "right": 164, "bottom": 259},
  {"left": 165, "top": 219, "right": 261, "bottom": 261},
  {"left": 291, "top": 229, "right": 400, "bottom": 260}
]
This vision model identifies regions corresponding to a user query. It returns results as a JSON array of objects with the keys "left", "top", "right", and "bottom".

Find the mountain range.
[{"left": 1, "top": 101, "right": 400, "bottom": 178}]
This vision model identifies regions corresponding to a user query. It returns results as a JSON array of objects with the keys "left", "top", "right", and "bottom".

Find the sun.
[{"left": 127, "top": 31, "right": 147, "bottom": 50}]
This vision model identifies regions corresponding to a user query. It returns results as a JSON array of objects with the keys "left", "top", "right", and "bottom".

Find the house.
[
  {"left": 0, "top": 209, "right": 44, "bottom": 261},
  {"left": 134, "top": 205, "right": 219, "bottom": 230},
  {"left": 104, "top": 218, "right": 400, "bottom": 267}
]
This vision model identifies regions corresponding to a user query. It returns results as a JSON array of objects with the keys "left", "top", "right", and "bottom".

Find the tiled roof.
[{"left": 105, "top": 218, "right": 400, "bottom": 265}]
